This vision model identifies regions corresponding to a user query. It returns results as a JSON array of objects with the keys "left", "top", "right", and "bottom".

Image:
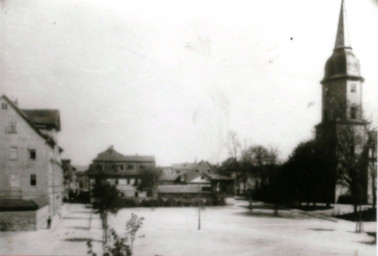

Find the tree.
[
  {"left": 240, "top": 145, "right": 279, "bottom": 194},
  {"left": 335, "top": 123, "right": 370, "bottom": 215},
  {"left": 91, "top": 174, "right": 122, "bottom": 244},
  {"left": 367, "top": 130, "right": 377, "bottom": 209},
  {"left": 137, "top": 167, "right": 161, "bottom": 196},
  {"left": 87, "top": 213, "right": 144, "bottom": 256},
  {"left": 284, "top": 140, "right": 331, "bottom": 206},
  {"left": 225, "top": 131, "right": 242, "bottom": 194}
]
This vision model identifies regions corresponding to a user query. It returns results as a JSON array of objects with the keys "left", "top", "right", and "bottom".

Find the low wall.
[
  {"left": 36, "top": 205, "right": 49, "bottom": 229},
  {"left": 0, "top": 210, "right": 36, "bottom": 231}
]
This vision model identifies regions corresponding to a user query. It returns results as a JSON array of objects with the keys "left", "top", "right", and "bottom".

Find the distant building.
[
  {"left": 62, "top": 159, "right": 79, "bottom": 201},
  {"left": 74, "top": 165, "right": 90, "bottom": 193},
  {"left": 0, "top": 95, "right": 63, "bottom": 230},
  {"left": 158, "top": 161, "right": 234, "bottom": 197},
  {"left": 87, "top": 146, "right": 155, "bottom": 198}
]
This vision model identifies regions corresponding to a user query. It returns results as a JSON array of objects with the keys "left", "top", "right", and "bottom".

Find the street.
[{"left": 0, "top": 200, "right": 376, "bottom": 256}]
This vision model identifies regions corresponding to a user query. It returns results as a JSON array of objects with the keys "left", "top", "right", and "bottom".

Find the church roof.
[{"left": 322, "top": 0, "right": 364, "bottom": 83}]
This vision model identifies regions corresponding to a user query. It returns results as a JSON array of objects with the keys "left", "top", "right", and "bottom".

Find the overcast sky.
[{"left": 0, "top": 0, "right": 377, "bottom": 166}]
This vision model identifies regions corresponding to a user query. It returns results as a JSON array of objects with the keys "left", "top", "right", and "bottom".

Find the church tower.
[
  {"left": 321, "top": 0, "right": 364, "bottom": 123},
  {"left": 316, "top": 0, "right": 369, "bottom": 204}
]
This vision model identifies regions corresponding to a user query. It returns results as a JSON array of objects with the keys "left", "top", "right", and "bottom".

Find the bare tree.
[
  {"left": 335, "top": 123, "right": 370, "bottom": 215},
  {"left": 225, "top": 131, "right": 242, "bottom": 194},
  {"left": 367, "top": 130, "right": 377, "bottom": 209}
]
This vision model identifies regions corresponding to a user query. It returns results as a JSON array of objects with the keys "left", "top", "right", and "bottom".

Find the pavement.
[{"left": 0, "top": 199, "right": 376, "bottom": 256}]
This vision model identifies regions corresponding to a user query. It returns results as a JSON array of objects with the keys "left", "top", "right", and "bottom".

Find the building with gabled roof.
[
  {"left": 0, "top": 95, "right": 64, "bottom": 230},
  {"left": 88, "top": 146, "right": 156, "bottom": 198},
  {"left": 158, "top": 161, "right": 234, "bottom": 196}
]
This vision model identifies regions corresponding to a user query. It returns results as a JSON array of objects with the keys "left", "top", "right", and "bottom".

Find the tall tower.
[
  {"left": 321, "top": 0, "right": 364, "bottom": 123},
  {"left": 316, "top": 0, "right": 369, "bottom": 204}
]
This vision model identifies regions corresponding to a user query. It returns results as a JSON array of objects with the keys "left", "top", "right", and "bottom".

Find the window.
[
  {"left": 28, "top": 149, "right": 36, "bottom": 160},
  {"left": 30, "top": 174, "right": 37, "bottom": 186},
  {"left": 1, "top": 103, "right": 7, "bottom": 110},
  {"left": 351, "top": 106, "right": 357, "bottom": 119},
  {"left": 115, "top": 179, "right": 119, "bottom": 185},
  {"left": 127, "top": 164, "right": 134, "bottom": 170},
  {"left": 119, "top": 165, "right": 124, "bottom": 171},
  {"left": 351, "top": 84, "right": 356, "bottom": 93},
  {"left": 10, "top": 174, "right": 20, "bottom": 187},
  {"left": 8, "top": 122, "right": 17, "bottom": 134},
  {"left": 127, "top": 178, "right": 130, "bottom": 185},
  {"left": 9, "top": 147, "right": 18, "bottom": 160}
]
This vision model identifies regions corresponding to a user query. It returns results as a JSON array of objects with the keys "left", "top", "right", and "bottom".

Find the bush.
[
  {"left": 337, "top": 194, "right": 353, "bottom": 204},
  {"left": 110, "top": 194, "right": 226, "bottom": 208}
]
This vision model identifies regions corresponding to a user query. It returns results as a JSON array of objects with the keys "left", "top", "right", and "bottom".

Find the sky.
[{"left": 0, "top": 0, "right": 377, "bottom": 166}]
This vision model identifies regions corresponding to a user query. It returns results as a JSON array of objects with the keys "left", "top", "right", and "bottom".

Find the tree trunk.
[
  {"left": 274, "top": 203, "right": 278, "bottom": 216},
  {"left": 101, "top": 212, "right": 108, "bottom": 245},
  {"left": 353, "top": 204, "right": 357, "bottom": 216}
]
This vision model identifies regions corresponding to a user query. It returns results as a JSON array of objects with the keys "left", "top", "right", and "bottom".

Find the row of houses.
[
  {"left": 0, "top": 96, "right": 233, "bottom": 230},
  {"left": 86, "top": 146, "right": 234, "bottom": 199}
]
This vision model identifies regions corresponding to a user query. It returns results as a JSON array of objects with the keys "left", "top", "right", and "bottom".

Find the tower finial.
[{"left": 334, "top": 0, "right": 351, "bottom": 50}]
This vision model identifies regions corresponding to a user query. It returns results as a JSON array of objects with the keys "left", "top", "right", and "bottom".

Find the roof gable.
[{"left": 1, "top": 95, "right": 59, "bottom": 149}]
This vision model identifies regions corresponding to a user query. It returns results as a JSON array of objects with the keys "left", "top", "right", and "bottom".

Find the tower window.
[
  {"left": 323, "top": 110, "right": 328, "bottom": 120},
  {"left": 1, "top": 103, "right": 7, "bottom": 110},
  {"left": 350, "top": 106, "right": 357, "bottom": 119},
  {"left": 351, "top": 84, "right": 356, "bottom": 93},
  {"left": 30, "top": 174, "right": 37, "bottom": 186}
]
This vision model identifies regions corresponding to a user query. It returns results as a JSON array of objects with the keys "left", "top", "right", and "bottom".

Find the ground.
[{"left": 0, "top": 199, "right": 376, "bottom": 256}]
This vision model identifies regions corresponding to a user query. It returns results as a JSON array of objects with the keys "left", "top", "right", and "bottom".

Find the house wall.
[
  {"left": 36, "top": 205, "right": 49, "bottom": 229},
  {"left": 0, "top": 98, "right": 50, "bottom": 206},
  {"left": 90, "top": 159, "right": 155, "bottom": 198},
  {"left": 0, "top": 98, "right": 63, "bottom": 217}
]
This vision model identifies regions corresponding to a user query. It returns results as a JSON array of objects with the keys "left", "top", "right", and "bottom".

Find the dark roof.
[
  {"left": 1, "top": 95, "right": 61, "bottom": 150},
  {"left": 22, "top": 109, "right": 61, "bottom": 131},
  {"left": 206, "top": 173, "right": 234, "bottom": 180},
  {"left": 0, "top": 199, "right": 39, "bottom": 211},
  {"left": 322, "top": 1, "right": 363, "bottom": 83},
  {"left": 93, "top": 146, "right": 155, "bottom": 163}
]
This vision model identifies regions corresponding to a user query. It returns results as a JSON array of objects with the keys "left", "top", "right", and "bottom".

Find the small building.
[
  {"left": 158, "top": 161, "right": 234, "bottom": 197},
  {"left": 0, "top": 95, "right": 64, "bottom": 230},
  {"left": 74, "top": 165, "right": 90, "bottom": 193},
  {"left": 62, "top": 159, "right": 78, "bottom": 201},
  {"left": 87, "top": 146, "right": 156, "bottom": 198}
]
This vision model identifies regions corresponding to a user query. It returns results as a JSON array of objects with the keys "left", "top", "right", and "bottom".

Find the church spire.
[{"left": 334, "top": 0, "right": 351, "bottom": 50}]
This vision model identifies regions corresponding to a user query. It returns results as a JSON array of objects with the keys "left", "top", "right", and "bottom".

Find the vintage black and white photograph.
[{"left": 0, "top": 0, "right": 377, "bottom": 255}]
